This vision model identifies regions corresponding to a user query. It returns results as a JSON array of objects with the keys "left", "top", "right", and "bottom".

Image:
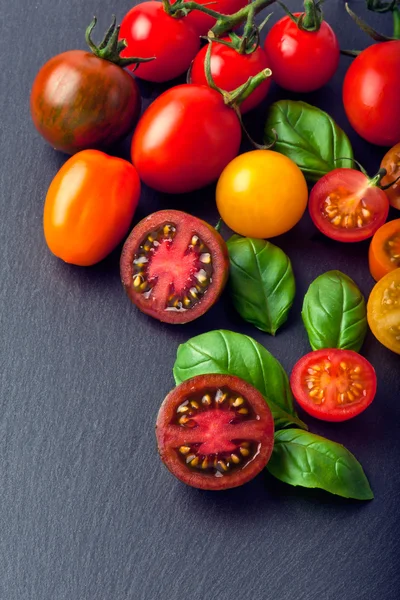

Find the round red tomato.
[
  {"left": 343, "top": 41, "right": 400, "bottom": 146},
  {"left": 309, "top": 168, "right": 390, "bottom": 242},
  {"left": 175, "top": 0, "right": 249, "bottom": 35},
  {"left": 119, "top": 1, "right": 200, "bottom": 82},
  {"left": 264, "top": 13, "right": 339, "bottom": 92},
  {"left": 290, "top": 349, "right": 377, "bottom": 422},
  {"left": 131, "top": 84, "right": 242, "bottom": 193},
  {"left": 190, "top": 39, "right": 271, "bottom": 113}
]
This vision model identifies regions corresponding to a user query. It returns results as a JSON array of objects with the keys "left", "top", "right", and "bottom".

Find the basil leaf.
[
  {"left": 264, "top": 100, "right": 354, "bottom": 182},
  {"left": 267, "top": 429, "right": 373, "bottom": 500},
  {"left": 173, "top": 329, "right": 298, "bottom": 419},
  {"left": 302, "top": 270, "right": 367, "bottom": 352},
  {"left": 227, "top": 236, "right": 295, "bottom": 335}
]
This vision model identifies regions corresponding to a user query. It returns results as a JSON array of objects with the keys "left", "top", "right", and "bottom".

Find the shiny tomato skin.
[
  {"left": 369, "top": 219, "right": 400, "bottom": 281},
  {"left": 367, "top": 268, "right": 400, "bottom": 354},
  {"left": 309, "top": 168, "right": 390, "bottom": 242},
  {"left": 30, "top": 50, "right": 141, "bottom": 155},
  {"left": 131, "top": 84, "right": 242, "bottom": 194},
  {"left": 44, "top": 150, "right": 140, "bottom": 266},
  {"left": 264, "top": 14, "right": 339, "bottom": 92},
  {"left": 119, "top": 2, "right": 200, "bottom": 82},
  {"left": 190, "top": 39, "right": 271, "bottom": 114},
  {"left": 290, "top": 349, "right": 377, "bottom": 422},
  {"left": 343, "top": 41, "right": 400, "bottom": 146},
  {"left": 174, "top": 0, "right": 249, "bottom": 35},
  {"left": 381, "top": 143, "right": 400, "bottom": 209}
]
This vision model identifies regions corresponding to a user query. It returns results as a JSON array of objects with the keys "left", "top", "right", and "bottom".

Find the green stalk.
[{"left": 393, "top": 5, "right": 400, "bottom": 38}]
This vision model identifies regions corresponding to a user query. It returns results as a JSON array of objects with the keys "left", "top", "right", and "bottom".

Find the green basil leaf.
[
  {"left": 302, "top": 270, "right": 367, "bottom": 352},
  {"left": 267, "top": 429, "right": 373, "bottom": 500},
  {"left": 173, "top": 329, "right": 299, "bottom": 420},
  {"left": 264, "top": 100, "right": 354, "bottom": 182},
  {"left": 226, "top": 236, "right": 295, "bottom": 335}
]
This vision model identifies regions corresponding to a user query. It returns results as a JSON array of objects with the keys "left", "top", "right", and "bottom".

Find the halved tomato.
[
  {"left": 309, "top": 168, "right": 389, "bottom": 242},
  {"left": 381, "top": 143, "right": 400, "bottom": 210},
  {"left": 290, "top": 349, "right": 377, "bottom": 422},
  {"left": 369, "top": 219, "right": 400, "bottom": 281},
  {"left": 367, "top": 268, "right": 400, "bottom": 354}
]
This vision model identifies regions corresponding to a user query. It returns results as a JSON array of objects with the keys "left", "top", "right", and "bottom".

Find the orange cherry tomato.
[
  {"left": 44, "top": 150, "right": 140, "bottom": 266},
  {"left": 381, "top": 143, "right": 400, "bottom": 210},
  {"left": 369, "top": 219, "right": 400, "bottom": 281}
]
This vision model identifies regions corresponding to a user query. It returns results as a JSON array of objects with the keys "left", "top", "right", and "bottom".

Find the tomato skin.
[
  {"left": 264, "top": 14, "right": 339, "bottom": 93},
  {"left": 119, "top": 2, "right": 200, "bottom": 82},
  {"left": 367, "top": 268, "right": 400, "bottom": 354},
  {"left": 175, "top": 0, "right": 249, "bottom": 35},
  {"left": 369, "top": 219, "right": 400, "bottom": 281},
  {"left": 131, "top": 84, "right": 241, "bottom": 194},
  {"left": 291, "top": 349, "right": 377, "bottom": 422},
  {"left": 190, "top": 39, "right": 271, "bottom": 114},
  {"left": 30, "top": 50, "right": 141, "bottom": 155},
  {"left": 44, "top": 150, "right": 140, "bottom": 266},
  {"left": 309, "top": 168, "right": 390, "bottom": 243},
  {"left": 216, "top": 150, "right": 308, "bottom": 238},
  {"left": 381, "top": 143, "right": 400, "bottom": 209},
  {"left": 343, "top": 41, "right": 400, "bottom": 146}
]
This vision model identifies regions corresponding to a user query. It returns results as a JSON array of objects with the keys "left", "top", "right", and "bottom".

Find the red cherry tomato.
[
  {"left": 190, "top": 39, "right": 271, "bottom": 113},
  {"left": 119, "top": 1, "right": 200, "bottom": 82},
  {"left": 174, "top": 0, "right": 249, "bottom": 35},
  {"left": 290, "top": 349, "right": 377, "bottom": 422},
  {"left": 131, "top": 84, "right": 242, "bottom": 194},
  {"left": 264, "top": 13, "right": 339, "bottom": 92},
  {"left": 343, "top": 41, "right": 400, "bottom": 146},
  {"left": 309, "top": 168, "right": 390, "bottom": 242}
]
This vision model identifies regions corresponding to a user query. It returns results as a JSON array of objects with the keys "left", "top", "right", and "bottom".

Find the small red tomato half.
[
  {"left": 175, "top": 0, "right": 249, "bottom": 36},
  {"left": 44, "top": 150, "right": 140, "bottom": 266},
  {"left": 290, "top": 349, "right": 377, "bottom": 422},
  {"left": 309, "top": 168, "right": 389, "bottom": 242},
  {"left": 343, "top": 41, "right": 400, "bottom": 146},
  {"left": 264, "top": 13, "right": 339, "bottom": 92},
  {"left": 131, "top": 84, "right": 242, "bottom": 193},
  {"left": 119, "top": 1, "right": 200, "bottom": 82},
  {"left": 190, "top": 39, "right": 271, "bottom": 114}
]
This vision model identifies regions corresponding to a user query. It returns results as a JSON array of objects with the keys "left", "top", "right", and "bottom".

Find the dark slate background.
[{"left": 1, "top": 1, "right": 399, "bottom": 599}]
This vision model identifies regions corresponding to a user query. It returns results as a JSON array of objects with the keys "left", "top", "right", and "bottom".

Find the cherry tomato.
[
  {"left": 367, "top": 268, "right": 400, "bottom": 354},
  {"left": 369, "top": 219, "right": 400, "bottom": 281},
  {"left": 343, "top": 41, "right": 400, "bottom": 146},
  {"left": 381, "top": 143, "right": 400, "bottom": 209},
  {"left": 309, "top": 169, "right": 389, "bottom": 243},
  {"left": 131, "top": 84, "right": 242, "bottom": 194},
  {"left": 290, "top": 349, "right": 377, "bottom": 422},
  {"left": 264, "top": 13, "right": 339, "bottom": 93},
  {"left": 174, "top": 0, "right": 249, "bottom": 36},
  {"left": 216, "top": 150, "right": 308, "bottom": 238},
  {"left": 44, "top": 150, "right": 140, "bottom": 266},
  {"left": 119, "top": 1, "right": 200, "bottom": 82},
  {"left": 190, "top": 39, "right": 271, "bottom": 114}
]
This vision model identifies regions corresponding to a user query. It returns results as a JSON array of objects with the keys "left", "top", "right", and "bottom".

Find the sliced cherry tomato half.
[
  {"left": 309, "top": 168, "right": 389, "bottom": 242},
  {"left": 369, "top": 219, "right": 400, "bottom": 281},
  {"left": 381, "top": 143, "right": 400, "bottom": 210},
  {"left": 120, "top": 210, "right": 229, "bottom": 324},
  {"left": 156, "top": 374, "right": 274, "bottom": 490},
  {"left": 290, "top": 349, "right": 377, "bottom": 422},
  {"left": 367, "top": 268, "right": 400, "bottom": 355}
]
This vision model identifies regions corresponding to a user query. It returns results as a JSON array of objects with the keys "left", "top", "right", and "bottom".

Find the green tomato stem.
[{"left": 393, "top": 5, "right": 400, "bottom": 38}]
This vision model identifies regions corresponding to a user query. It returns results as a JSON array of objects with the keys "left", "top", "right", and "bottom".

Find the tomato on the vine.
[
  {"left": 381, "top": 143, "right": 400, "bottom": 209},
  {"left": 174, "top": 0, "right": 249, "bottom": 35},
  {"left": 343, "top": 41, "right": 400, "bottom": 146},
  {"left": 44, "top": 150, "right": 140, "bottom": 266},
  {"left": 309, "top": 168, "right": 389, "bottom": 242},
  {"left": 368, "top": 269, "right": 400, "bottom": 354},
  {"left": 369, "top": 219, "right": 400, "bottom": 281}
]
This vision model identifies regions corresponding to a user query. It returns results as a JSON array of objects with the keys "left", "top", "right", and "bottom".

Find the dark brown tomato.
[
  {"left": 120, "top": 210, "right": 229, "bottom": 324},
  {"left": 156, "top": 374, "right": 275, "bottom": 490},
  {"left": 30, "top": 50, "right": 141, "bottom": 155}
]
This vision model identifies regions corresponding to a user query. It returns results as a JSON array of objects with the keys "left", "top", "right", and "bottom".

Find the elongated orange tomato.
[
  {"left": 369, "top": 219, "right": 400, "bottom": 281},
  {"left": 44, "top": 150, "right": 141, "bottom": 266}
]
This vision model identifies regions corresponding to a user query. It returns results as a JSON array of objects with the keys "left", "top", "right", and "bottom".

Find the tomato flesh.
[
  {"left": 369, "top": 219, "right": 400, "bottom": 281},
  {"left": 309, "top": 169, "right": 389, "bottom": 242},
  {"left": 291, "top": 349, "right": 377, "bottom": 422},
  {"left": 381, "top": 143, "right": 400, "bottom": 210},
  {"left": 156, "top": 374, "right": 274, "bottom": 490},
  {"left": 367, "top": 268, "right": 400, "bottom": 354}
]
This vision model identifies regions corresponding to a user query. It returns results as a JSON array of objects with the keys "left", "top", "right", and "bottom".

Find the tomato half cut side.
[
  {"left": 369, "top": 219, "right": 400, "bottom": 281},
  {"left": 367, "top": 268, "right": 400, "bottom": 355},
  {"left": 381, "top": 143, "right": 400, "bottom": 210},
  {"left": 120, "top": 210, "right": 229, "bottom": 324},
  {"left": 156, "top": 374, "right": 274, "bottom": 490},
  {"left": 290, "top": 349, "right": 377, "bottom": 422},
  {"left": 309, "top": 169, "right": 389, "bottom": 242}
]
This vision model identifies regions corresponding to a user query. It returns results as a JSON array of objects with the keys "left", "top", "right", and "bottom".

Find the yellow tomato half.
[
  {"left": 216, "top": 150, "right": 308, "bottom": 238},
  {"left": 367, "top": 268, "right": 400, "bottom": 354}
]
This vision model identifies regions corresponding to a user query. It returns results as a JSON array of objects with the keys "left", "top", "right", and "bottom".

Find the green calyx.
[
  {"left": 85, "top": 16, "right": 155, "bottom": 69},
  {"left": 206, "top": 11, "right": 272, "bottom": 55},
  {"left": 279, "top": 0, "right": 324, "bottom": 32}
]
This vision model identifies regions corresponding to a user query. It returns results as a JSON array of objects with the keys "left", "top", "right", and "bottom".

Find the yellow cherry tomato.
[
  {"left": 216, "top": 150, "right": 308, "bottom": 238},
  {"left": 367, "top": 268, "right": 400, "bottom": 354}
]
